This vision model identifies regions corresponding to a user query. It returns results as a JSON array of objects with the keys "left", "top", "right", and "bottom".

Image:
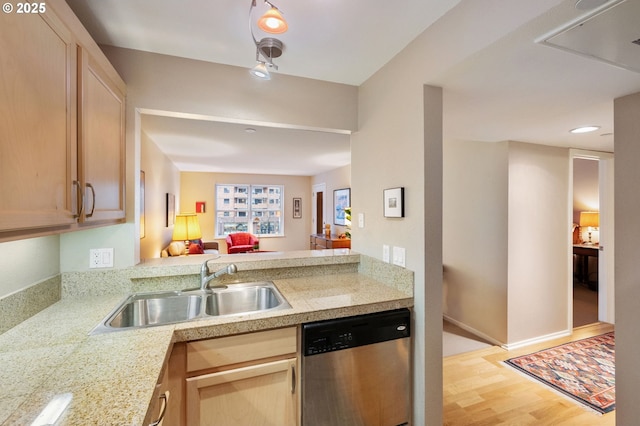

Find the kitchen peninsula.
[{"left": 0, "top": 250, "right": 413, "bottom": 425}]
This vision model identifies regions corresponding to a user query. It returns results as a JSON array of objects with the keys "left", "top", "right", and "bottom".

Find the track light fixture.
[
  {"left": 257, "top": 2, "right": 288, "bottom": 34},
  {"left": 249, "top": 0, "right": 286, "bottom": 79}
]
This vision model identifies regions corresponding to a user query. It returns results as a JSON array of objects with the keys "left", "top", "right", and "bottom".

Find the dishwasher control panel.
[{"left": 302, "top": 308, "right": 410, "bottom": 356}]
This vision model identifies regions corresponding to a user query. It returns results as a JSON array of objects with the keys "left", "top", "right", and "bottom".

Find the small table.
[{"left": 573, "top": 244, "right": 598, "bottom": 290}]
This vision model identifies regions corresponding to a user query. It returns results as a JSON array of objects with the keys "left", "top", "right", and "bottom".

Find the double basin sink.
[{"left": 91, "top": 281, "right": 291, "bottom": 334}]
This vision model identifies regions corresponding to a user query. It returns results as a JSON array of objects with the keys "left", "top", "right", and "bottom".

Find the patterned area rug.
[{"left": 505, "top": 332, "right": 615, "bottom": 413}]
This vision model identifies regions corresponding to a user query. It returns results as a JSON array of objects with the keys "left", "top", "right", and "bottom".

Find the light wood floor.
[{"left": 444, "top": 322, "right": 615, "bottom": 425}]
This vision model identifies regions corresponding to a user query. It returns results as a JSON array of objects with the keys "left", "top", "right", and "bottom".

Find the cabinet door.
[
  {"left": 0, "top": 10, "right": 77, "bottom": 232},
  {"left": 186, "top": 358, "right": 297, "bottom": 426},
  {"left": 78, "top": 48, "right": 125, "bottom": 223}
]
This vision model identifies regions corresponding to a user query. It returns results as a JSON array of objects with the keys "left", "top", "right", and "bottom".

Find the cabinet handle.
[
  {"left": 149, "top": 391, "right": 169, "bottom": 426},
  {"left": 291, "top": 364, "right": 296, "bottom": 394},
  {"left": 85, "top": 183, "right": 96, "bottom": 218},
  {"left": 73, "top": 180, "right": 84, "bottom": 219}
]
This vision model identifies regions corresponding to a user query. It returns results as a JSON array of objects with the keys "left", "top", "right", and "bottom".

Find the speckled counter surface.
[{"left": 0, "top": 251, "right": 413, "bottom": 425}]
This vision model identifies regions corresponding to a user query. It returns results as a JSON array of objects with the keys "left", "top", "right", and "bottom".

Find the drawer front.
[{"left": 186, "top": 327, "right": 297, "bottom": 372}]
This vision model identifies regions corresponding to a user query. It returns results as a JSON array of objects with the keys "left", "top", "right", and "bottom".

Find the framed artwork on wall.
[
  {"left": 334, "top": 188, "right": 350, "bottom": 225},
  {"left": 196, "top": 201, "right": 206, "bottom": 213},
  {"left": 384, "top": 187, "right": 404, "bottom": 218},
  {"left": 166, "top": 193, "right": 175, "bottom": 227},
  {"left": 293, "top": 197, "right": 302, "bottom": 218}
]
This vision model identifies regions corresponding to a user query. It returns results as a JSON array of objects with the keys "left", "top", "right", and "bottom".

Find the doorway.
[
  {"left": 569, "top": 150, "right": 614, "bottom": 328},
  {"left": 312, "top": 183, "right": 326, "bottom": 235}
]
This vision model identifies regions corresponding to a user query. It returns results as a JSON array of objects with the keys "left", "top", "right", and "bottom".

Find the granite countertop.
[{"left": 0, "top": 252, "right": 413, "bottom": 425}]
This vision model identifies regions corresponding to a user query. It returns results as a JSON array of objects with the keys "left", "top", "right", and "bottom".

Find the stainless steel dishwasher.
[{"left": 302, "top": 308, "right": 411, "bottom": 426}]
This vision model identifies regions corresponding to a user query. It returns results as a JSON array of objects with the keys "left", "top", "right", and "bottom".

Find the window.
[{"left": 216, "top": 184, "right": 284, "bottom": 237}]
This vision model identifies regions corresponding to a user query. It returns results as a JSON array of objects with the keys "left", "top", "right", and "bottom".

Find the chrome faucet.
[{"left": 200, "top": 260, "right": 237, "bottom": 290}]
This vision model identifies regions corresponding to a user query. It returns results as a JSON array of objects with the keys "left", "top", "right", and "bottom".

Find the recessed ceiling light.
[
  {"left": 245, "top": 128, "right": 257, "bottom": 133},
  {"left": 570, "top": 126, "right": 600, "bottom": 134}
]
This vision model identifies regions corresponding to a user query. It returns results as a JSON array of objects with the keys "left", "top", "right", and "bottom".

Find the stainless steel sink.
[
  {"left": 107, "top": 291, "right": 202, "bottom": 328},
  {"left": 205, "top": 282, "right": 291, "bottom": 316},
  {"left": 91, "top": 282, "right": 291, "bottom": 334}
]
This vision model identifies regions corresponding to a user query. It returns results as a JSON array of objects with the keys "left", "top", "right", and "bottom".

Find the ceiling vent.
[{"left": 537, "top": 0, "right": 640, "bottom": 74}]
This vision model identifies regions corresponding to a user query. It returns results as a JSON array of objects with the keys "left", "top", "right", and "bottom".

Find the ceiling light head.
[
  {"left": 570, "top": 126, "right": 601, "bottom": 134},
  {"left": 258, "top": 7, "right": 288, "bottom": 34},
  {"left": 250, "top": 62, "right": 271, "bottom": 80}
]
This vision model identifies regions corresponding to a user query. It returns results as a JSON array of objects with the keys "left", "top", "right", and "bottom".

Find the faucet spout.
[{"left": 200, "top": 260, "right": 237, "bottom": 290}]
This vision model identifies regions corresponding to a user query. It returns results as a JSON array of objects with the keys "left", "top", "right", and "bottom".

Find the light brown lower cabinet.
[
  {"left": 186, "top": 358, "right": 297, "bottom": 426},
  {"left": 158, "top": 327, "right": 299, "bottom": 426}
]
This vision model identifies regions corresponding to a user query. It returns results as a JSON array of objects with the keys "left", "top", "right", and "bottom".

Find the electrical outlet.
[
  {"left": 90, "top": 248, "right": 114, "bottom": 268},
  {"left": 392, "top": 246, "right": 406, "bottom": 267},
  {"left": 383, "top": 244, "right": 390, "bottom": 263}
]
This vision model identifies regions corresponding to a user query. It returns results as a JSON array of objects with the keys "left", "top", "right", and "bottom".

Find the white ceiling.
[{"left": 65, "top": 0, "right": 640, "bottom": 175}]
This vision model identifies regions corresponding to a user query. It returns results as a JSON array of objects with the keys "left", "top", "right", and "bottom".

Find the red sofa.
[{"left": 226, "top": 232, "right": 259, "bottom": 254}]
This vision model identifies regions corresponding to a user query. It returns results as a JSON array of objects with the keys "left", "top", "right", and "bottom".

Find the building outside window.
[{"left": 216, "top": 184, "right": 283, "bottom": 237}]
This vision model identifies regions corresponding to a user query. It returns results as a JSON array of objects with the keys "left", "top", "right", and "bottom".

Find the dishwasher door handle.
[{"left": 291, "top": 364, "right": 296, "bottom": 394}]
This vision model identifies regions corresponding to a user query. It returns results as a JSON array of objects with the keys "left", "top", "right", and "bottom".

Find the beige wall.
[
  {"left": 139, "top": 130, "right": 181, "bottom": 259},
  {"left": 444, "top": 141, "right": 570, "bottom": 347},
  {"left": 180, "top": 172, "right": 311, "bottom": 253},
  {"left": 613, "top": 91, "right": 640, "bottom": 423},
  {"left": 507, "top": 142, "right": 570, "bottom": 344},
  {"left": 443, "top": 139, "right": 509, "bottom": 343}
]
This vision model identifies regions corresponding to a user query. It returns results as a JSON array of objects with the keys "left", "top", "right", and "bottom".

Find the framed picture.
[
  {"left": 334, "top": 188, "right": 350, "bottom": 225},
  {"left": 140, "top": 171, "right": 145, "bottom": 239},
  {"left": 384, "top": 187, "right": 404, "bottom": 218},
  {"left": 196, "top": 201, "right": 206, "bottom": 213},
  {"left": 166, "top": 193, "right": 175, "bottom": 227},
  {"left": 293, "top": 197, "right": 302, "bottom": 218}
]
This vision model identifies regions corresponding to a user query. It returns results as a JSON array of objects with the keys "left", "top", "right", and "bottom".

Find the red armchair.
[{"left": 226, "top": 232, "right": 259, "bottom": 254}]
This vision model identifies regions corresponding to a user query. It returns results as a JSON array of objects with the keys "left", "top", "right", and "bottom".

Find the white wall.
[
  {"left": 443, "top": 140, "right": 508, "bottom": 343},
  {"left": 613, "top": 91, "right": 640, "bottom": 424},
  {"left": 0, "top": 236, "right": 60, "bottom": 298},
  {"left": 180, "top": 172, "right": 311, "bottom": 253}
]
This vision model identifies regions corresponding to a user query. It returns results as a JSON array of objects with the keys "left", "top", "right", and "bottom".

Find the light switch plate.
[
  {"left": 383, "top": 244, "right": 390, "bottom": 262},
  {"left": 392, "top": 246, "right": 406, "bottom": 267},
  {"left": 358, "top": 213, "right": 365, "bottom": 228}
]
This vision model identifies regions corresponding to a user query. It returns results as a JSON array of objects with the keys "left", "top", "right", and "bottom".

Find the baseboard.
[
  {"left": 501, "top": 329, "right": 571, "bottom": 351},
  {"left": 443, "top": 314, "right": 503, "bottom": 347}
]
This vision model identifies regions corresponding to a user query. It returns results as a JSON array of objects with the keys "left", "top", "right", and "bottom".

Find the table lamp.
[
  {"left": 579, "top": 211, "right": 599, "bottom": 245},
  {"left": 172, "top": 213, "right": 202, "bottom": 255}
]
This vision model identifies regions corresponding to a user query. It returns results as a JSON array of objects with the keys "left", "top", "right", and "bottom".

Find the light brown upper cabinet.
[
  {"left": 0, "top": 11, "right": 78, "bottom": 233},
  {"left": 77, "top": 47, "right": 126, "bottom": 224},
  {"left": 0, "top": 0, "right": 126, "bottom": 241}
]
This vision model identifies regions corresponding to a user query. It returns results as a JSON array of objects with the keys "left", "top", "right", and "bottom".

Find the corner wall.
[
  {"left": 139, "top": 130, "right": 181, "bottom": 259},
  {"left": 443, "top": 140, "right": 570, "bottom": 346},
  {"left": 613, "top": 91, "right": 640, "bottom": 424}
]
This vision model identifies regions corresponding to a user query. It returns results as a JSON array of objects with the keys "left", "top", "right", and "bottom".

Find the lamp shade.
[
  {"left": 257, "top": 7, "right": 288, "bottom": 34},
  {"left": 579, "top": 211, "right": 599, "bottom": 228},
  {"left": 172, "top": 213, "right": 202, "bottom": 241}
]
